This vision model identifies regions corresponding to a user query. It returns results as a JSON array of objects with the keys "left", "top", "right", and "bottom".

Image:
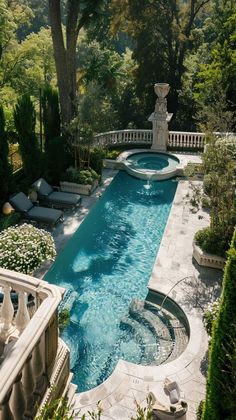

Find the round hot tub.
[{"left": 124, "top": 151, "right": 180, "bottom": 180}]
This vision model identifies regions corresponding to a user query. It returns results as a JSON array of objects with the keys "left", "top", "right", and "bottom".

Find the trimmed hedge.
[{"left": 202, "top": 229, "right": 236, "bottom": 419}]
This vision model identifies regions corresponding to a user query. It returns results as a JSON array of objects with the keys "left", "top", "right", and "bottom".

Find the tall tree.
[
  {"left": 48, "top": 0, "right": 107, "bottom": 127},
  {"left": 42, "top": 84, "right": 61, "bottom": 149},
  {"left": 14, "top": 94, "right": 41, "bottom": 182},
  {"left": 202, "top": 229, "right": 236, "bottom": 419},
  {"left": 0, "top": 106, "right": 13, "bottom": 202},
  {"left": 194, "top": 0, "right": 236, "bottom": 131},
  {"left": 110, "top": 0, "right": 210, "bottom": 119}
]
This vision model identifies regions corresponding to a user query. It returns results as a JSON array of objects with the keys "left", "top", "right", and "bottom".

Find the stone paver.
[{"left": 39, "top": 157, "right": 222, "bottom": 419}]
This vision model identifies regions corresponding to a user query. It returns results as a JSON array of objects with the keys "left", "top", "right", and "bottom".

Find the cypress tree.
[
  {"left": 202, "top": 230, "right": 236, "bottom": 419},
  {"left": 0, "top": 106, "right": 13, "bottom": 202},
  {"left": 42, "top": 85, "right": 61, "bottom": 151},
  {"left": 14, "top": 95, "right": 42, "bottom": 183}
]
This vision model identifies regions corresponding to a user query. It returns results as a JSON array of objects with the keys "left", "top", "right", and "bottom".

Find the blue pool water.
[
  {"left": 126, "top": 152, "right": 179, "bottom": 171},
  {"left": 45, "top": 171, "right": 177, "bottom": 391}
]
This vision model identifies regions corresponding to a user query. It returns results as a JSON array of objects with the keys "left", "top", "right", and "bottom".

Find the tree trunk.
[{"left": 48, "top": 0, "right": 72, "bottom": 125}]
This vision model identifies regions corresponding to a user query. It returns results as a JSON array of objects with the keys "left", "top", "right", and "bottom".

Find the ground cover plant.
[{"left": 0, "top": 223, "right": 56, "bottom": 274}]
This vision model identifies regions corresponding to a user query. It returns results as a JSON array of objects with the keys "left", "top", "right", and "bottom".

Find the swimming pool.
[
  {"left": 126, "top": 152, "right": 179, "bottom": 172},
  {"left": 45, "top": 171, "right": 177, "bottom": 391}
]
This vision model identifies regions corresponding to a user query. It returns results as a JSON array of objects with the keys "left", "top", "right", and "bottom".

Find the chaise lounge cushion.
[
  {"left": 10, "top": 192, "right": 33, "bottom": 213},
  {"left": 32, "top": 178, "right": 81, "bottom": 208},
  {"left": 46, "top": 191, "right": 80, "bottom": 207},
  {"left": 32, "top": 178, "right": 53, "bottom": 196},
  {"left": 10, "top": 192, "right": 63, "bottom": 225},
  {"left": 27, "top": 206, "right": 63, "bottom": 224}
]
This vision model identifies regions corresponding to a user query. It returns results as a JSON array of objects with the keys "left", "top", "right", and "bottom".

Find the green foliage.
[
  {"left": 45, "top": 136, "right": 70, "bottom": 185},
  {"left": 111, "top": 0, "right": 210, "bottom": 123},
  {"left": 42, "top": 84, "right": 61, "bottom": 149},
  {"left": 63, "top": 167, "right": 99, "bottom": 185},
  {"left": 194, "top": 1, "right": 236, "bottom": 131},
  {"left": 0, "top": 212, "right": 21, "bottom": 232},
  {"left": 202, "top": 229, "right": 236, "bottom": 420},
  {"left": 196, "top": 137, "right": 236, "bottom": 256},
  {"left": 35, "top": 396, "right": 102, "bottom": 420},
  {"left": 58, "top": 308, "right": 70, "bottom": 332},
  {"left": 105, "top": 149, "right": 121, "bottom": 159},
  {"left": 0, "top": 106, "right": 13, "bottom": 201},
  {"left": 130, "top": 397, "right": 153, "bottom": 420},
  {"left": 196, "top": 400, "right": 204, "bottom": 420},
  {"left": 195, "top": 227, "right": 228, "bottom": 258},
  {"left": 89, "top": 147, "right": 105, "bottom": 175},
  {"left": 0, "top": 223, "right": 56, "bottom": 274},
  {"left": 35, "top": 396, "right": 75, "bottom": 420},
  {"left": 203, "top": 299, "right": 220, "bottom": 336},
  {"left": 14, "top": 94, "right": 42, "bottom": 182}
]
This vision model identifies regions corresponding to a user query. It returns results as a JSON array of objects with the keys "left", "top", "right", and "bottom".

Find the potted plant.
[{"left": 60, "top": 166, "right": 100, "bottom": 195}]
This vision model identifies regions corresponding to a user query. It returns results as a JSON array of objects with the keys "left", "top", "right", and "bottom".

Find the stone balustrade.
[
  {"left": 95, "top": 129, "right": 235, "bottom": 150},
  {"left": 0, "top": 268, "right": 71, "bottom": 420}
]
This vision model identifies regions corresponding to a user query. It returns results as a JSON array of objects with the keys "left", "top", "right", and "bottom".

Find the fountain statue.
[{"left": 148, "top": 83, "right": 173, "bottom": 151}]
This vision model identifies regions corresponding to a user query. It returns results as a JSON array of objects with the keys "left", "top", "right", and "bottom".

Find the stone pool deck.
[{"left": 41, "top": 154, "right": 222, "bottom": 420}]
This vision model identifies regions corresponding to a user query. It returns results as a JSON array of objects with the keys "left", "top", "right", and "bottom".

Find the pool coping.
[
  {"left": 73, "top": 158, "right": 222, "bottom": 419},
  {"left": 105, "top": 149, "right": 188, "bottom": 181}
]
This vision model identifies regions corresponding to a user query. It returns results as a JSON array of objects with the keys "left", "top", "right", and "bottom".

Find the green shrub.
[
  {"left": 105, "top": 149, "right": 121, "bottom": 159},
  {"left": 46, "top": 136, "right": 70, "bottom": 184},
  {"left": 203, "top": 299, "right": 220, "bottom": 336},
  {"left": 0, "top": 213, "right": 21, "bottom": 232},
  {"left": 196, "top": 400, "right": 204, "bottom": 420},
  {"left": 14, "top": 94, "right": 42, "bottom": 182},
  {"left": 63, "top": 167, "right": 100, "bottom": 185},
  {"left": 202, "top": 229, "right": 236, "bottom": 419},
  {"left": 58, "top": 308, "right": 70, "bottom": 332},
  {"left": 0, "top": 223, "right": 56, "bottom": 274},
  {"left": 195, "top": 227, "right": 227, "bottom": 257},
  {"left": 42, "top": 85, "right": 61, "bottom": 150},
  {"left": 0, "top": 106, "right": 14, "bottom": 201},
  {"left": 89, "top": 147, "right": 105, "bottom": 175}
]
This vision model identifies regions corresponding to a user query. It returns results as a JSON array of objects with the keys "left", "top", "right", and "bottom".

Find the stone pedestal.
[{"left": 148, "top": 83, "right": 172, "bottom": 151}]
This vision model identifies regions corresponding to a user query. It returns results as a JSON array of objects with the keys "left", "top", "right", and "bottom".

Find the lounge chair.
[
  {"left": 32, "top": 178, "right": 81, "bottom": 209},
  {"left": 10, "top": 192, "right": 63, "bottom": 226}
]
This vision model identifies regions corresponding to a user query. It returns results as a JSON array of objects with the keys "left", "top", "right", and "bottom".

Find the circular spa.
[{"left": 124, "top": 151, "right": 180, "bottom": 180}]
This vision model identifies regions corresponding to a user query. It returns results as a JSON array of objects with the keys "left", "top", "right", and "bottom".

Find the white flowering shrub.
[
  {"left": 0, "top": 223, "right": 56, "bottom": 274},
  {"left": 203, "top": 299, "right": 220, "bottom": 336}
]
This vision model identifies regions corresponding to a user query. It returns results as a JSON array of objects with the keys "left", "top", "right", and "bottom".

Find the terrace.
[{"left": 0, "top": 83, "right": 235, "bottom": 419}]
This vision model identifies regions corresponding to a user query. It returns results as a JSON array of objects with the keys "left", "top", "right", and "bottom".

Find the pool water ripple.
[{"left": 45, "top": 171, "right": 177, "bottom": 392}]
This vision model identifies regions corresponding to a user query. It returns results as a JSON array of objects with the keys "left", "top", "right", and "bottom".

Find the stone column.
[{"left": 148, "top": 83, "right": 172, "bottom": 151}]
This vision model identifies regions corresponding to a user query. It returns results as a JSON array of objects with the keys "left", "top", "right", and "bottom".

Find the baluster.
[
  {"left": 9, "top": 373, "right": 26, "bottom": 420},
  {"left": 32, "top": 340, "right": 45, "bottom": 397},
  {"left": 0, "top": 286, "right": 14, "bottom": 338},
  {"left": 22, "top": 355, "right": 36, "bottom": 414},
  {"left": 15, "top": 291, "right": 30, "bottom": 333},
  {"left": 0, "top": 391, "right": 14, "bottom": 420}
]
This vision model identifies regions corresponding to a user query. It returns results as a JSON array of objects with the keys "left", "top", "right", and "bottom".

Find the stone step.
[
  {"left": 166, "top": 319, "right": 189, "bottom": 362},
  {"left": 129, "top": 300, "right": 173, "bottom": 342},
  {"left": 120, "top": 316, "right": 157, "bottom": 364}
]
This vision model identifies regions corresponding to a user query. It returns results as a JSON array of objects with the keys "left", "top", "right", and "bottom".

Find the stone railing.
[
  {"left": 95, "top": 129, "right": 235, "bottom": 150},
  {"left": 0, "top": 268, "right": 71, "bottom": 420},
  {"left": 95, "top": 129, "right": 153, "bottom": 147}
]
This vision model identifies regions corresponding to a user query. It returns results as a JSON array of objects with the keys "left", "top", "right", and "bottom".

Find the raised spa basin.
[{"left": 124, "top": 152, "right": 180, "bottom": 180}]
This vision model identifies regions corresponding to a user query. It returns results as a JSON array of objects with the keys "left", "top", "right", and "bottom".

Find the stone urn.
[
  {"left": 148, "top": 82, "right": 171, "bottom": 151},
  {"left": 154, "top": 83, "right": 170, "bottom": 99}
]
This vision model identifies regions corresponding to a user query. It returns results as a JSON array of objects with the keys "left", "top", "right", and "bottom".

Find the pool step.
[
  {"left": 128, "top": 300, "right": 174, "bottom": 364},
  {"left": 120, "top": 316, "right": 158, "bottom": 364},
  {"left": 129, "top": 300, "right": 173, "bottom": 341},
  {"left": 166, "top": 319, "right": 189, "bottom": 362}
]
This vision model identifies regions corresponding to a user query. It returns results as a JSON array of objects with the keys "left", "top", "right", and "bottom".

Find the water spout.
[
  {"left": 144, "top": 173, "right": 153, "bottom": 190},
  {"left": 159, "top": 275, "right": 194, "bottom": 313}
]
